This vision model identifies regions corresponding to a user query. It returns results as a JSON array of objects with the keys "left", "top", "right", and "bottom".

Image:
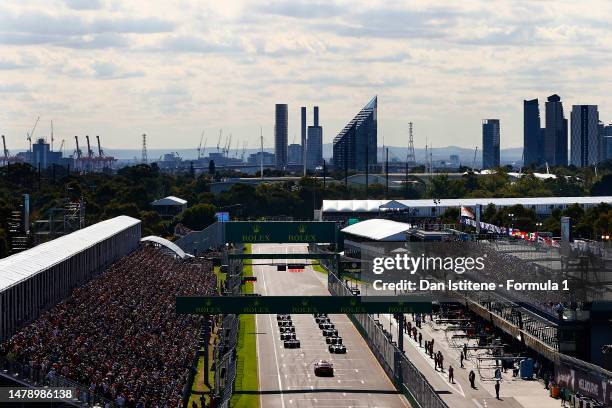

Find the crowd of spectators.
[{"left": 1, "top": 245, "right": 216, "bottom": 408}]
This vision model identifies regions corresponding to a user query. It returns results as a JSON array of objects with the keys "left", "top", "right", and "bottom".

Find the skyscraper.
[
  {"left": 482, "top": 119, "right": 500, "bottom": 169},
  {"left": 523, "top": 99, "right": 542, "bottom": 166},
  {"left": 570, "top": 105, "right": 599, "bottom": 167},
  {"left": 332, "top": 96, "right": 377, "bottom": 171},
  {"left": 601, "top": 123, "right": 612, "bottom": 162},
  {"left": 275, "top": 104, "right": 288, "bottom": 169},
  {"left": 307, "top": 106, "right": 323, "bottom": 170},
  {"left": 544, "top": 94, "right": 568, "bottom": 166},
  {"left": 287, "top": 143, "right": 302, "bottom": 164},
  {"left": 301, "top": 106, "right": 307, "bottom": 165}
]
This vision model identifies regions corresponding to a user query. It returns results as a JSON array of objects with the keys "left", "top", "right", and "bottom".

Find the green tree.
[
  {"left": 440, "top": 208, "right": 460, "bottom": 224},
  {"left": 180, "top": 203, "right": 217, "bottom": 230},
  {"left": 0, "top": 228, "right": 8, "bottom": 258},
  {"left": 591, "top": 174, "right": 612, "bottom": 196}
]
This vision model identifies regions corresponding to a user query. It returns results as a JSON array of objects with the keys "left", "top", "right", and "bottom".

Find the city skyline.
[{"left": 2, "top": 1, "right": 612, "bottom": 150}]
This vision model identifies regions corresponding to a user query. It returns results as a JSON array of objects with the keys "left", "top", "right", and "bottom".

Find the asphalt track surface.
[{"left": 252, "top": 243, "right": 410, "bottom": 408}]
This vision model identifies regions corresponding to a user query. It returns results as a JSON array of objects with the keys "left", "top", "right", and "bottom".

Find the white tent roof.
[
  {"left": 322, "top": 197, "right": 612, "bottom": 213},
  {"left": 151, "top": 196, "right": 187, "bottom": 206},
  {"left": 341, "top": 219, "right": 412, "bottom": 241},
  {"left": 141, "top": 236, "right": 192, "bottom": 259},
  {"left": 379, "top": 200, "right": 409, "bottom": 210},
  {"left": 0, "top": 216, "right": 140, "bottom": 292}
]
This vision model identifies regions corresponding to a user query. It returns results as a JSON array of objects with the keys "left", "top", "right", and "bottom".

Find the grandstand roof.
[
  {"left": 141, "top": 236, "right": 192, "bottom": 259},
  {"left": 151, "top": 196, "right": 187, "bottom": 206},
  {"left": 322, "top": 197, "right": 612, "bottom": 213},
  {"left": 0, "top": 216, "right": 140, "bottom": 292},
  {"left": 341, "top": 219, "right": 412, "bottom": 241}
]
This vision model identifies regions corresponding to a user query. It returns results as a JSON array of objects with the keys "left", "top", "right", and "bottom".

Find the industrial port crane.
[{"left": 197, "top": 130, "right": 205, "bottom": 160}]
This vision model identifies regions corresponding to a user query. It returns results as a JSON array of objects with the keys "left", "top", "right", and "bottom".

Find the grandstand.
[
  {"left": 0, "top": 216, "right": 217, "bottom": 407},
  {"left": 0, "top": 215, "right": 141, "bottom": 342}
]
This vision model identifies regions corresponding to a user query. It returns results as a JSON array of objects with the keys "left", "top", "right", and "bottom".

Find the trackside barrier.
[{"left": 328, "top": 272, "right": 449, "bottom": 408}]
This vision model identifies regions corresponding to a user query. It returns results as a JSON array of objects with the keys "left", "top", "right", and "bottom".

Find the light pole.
[{"left": 433, "top": 198, "right": 441, "bottom": 222}]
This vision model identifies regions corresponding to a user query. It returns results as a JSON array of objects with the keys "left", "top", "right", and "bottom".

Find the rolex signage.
[{"left": 225, "top": 221, "right": 337, "bottom": 243}]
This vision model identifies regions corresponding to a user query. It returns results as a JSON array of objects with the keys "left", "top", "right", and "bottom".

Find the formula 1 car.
[
  {"left": 280, "top": 332, "right": 296, "bottom": 341},
  {"left": 284, "top": 339, "right": 301, "bottom": 348},
  {"left": 322, "top": 328, "right": 338, "bottom": 337},
  {"left": 278, "top": 320, "right": 294, "bottom": 328},
  {"left": 279, "top": 326, "right": 295, "bottom": 334},
  {"left": 277, "top": 314, "right": 292, "bottom": 321},
  {"left": 325, "top": 336, "right": 342, "bottom": 345},
  {"left": 319, "top": 322, "right": 335, "bottom": 330},
  {"left": 328, "top": 344, "right": 347, "bottom": 354},
  {"left": 314, "top": 360, "right": 334, "bottom": 376}
]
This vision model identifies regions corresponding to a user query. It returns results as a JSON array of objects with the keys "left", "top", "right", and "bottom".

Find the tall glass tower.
[
  {"left": 332, "top": 96, "right": 377, "bottom": 171},
  {"left": 482, "top": 119, "right": 500, "bottom": 169},
  {"left": 523, "top": 99, "right": 542, "bottom": 166},
  {"left": 275, "top": 104, "right": 288, "bottom": 169}
]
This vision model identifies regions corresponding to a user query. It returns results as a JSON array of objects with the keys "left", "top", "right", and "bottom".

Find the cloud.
[
  {"left": 0, "top": 9, "right": 175, "bottom": 37},
  {"left": 352, "top": 52, "right": 411, "bottom": 63},
  {"left": 256, "top": 0, "right": 344, "bottom": 19},
  {"left": 1, "top": 0, "right": 612, "bottom": 150},
  {"left": 153, "top": 35, "right": 244, "bottom": 53},
  {"left": 311, "top": 6, "right": 464, "bottom": 39},
  {"left": 64, "top": 0, "right": 104, "bottom": 10},
  {"left": 0, "top": 83, "right": 29, "bottom": 93},
  {"left": 91, "top": 61, "right": 145, "bottom": 79}
]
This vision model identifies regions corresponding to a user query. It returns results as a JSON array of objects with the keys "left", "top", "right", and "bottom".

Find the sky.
[{"left": 1, "top": 0, "right": 612, "bottom": 153}]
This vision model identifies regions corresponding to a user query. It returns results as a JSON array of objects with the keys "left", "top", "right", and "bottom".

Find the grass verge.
[{"left": 229, "top": 242, "right": 259, "bottom": 408}]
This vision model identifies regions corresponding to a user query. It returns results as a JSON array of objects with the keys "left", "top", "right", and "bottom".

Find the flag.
[{"left": 460, "top": 206, "right": 475, "bottom": 219}]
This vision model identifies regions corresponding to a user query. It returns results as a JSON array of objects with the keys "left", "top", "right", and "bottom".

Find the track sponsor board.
[{"left": 224, "top": 221, "right": 337, "bottom": 243}]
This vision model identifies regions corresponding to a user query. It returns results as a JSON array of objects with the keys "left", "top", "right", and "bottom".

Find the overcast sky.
[{"left": 1, "top": 0, "right": 611, "bottom": 152}]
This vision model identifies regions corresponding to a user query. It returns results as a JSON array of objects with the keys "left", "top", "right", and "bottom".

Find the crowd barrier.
[{"left": 0, "top": 356, "right": 118, "bottom": 407}]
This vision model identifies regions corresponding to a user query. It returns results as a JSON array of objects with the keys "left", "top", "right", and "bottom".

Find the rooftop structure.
[
  {"left": 321, "top": 196, "right": 612, "bottom": 219},
  {"left": 341, "top": 219, "right": 412, "bottom": 241}
]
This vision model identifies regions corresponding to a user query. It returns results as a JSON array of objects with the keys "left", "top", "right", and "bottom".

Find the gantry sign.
[{"left": 224, "top": 221, "right": 338, "bottom": 244}]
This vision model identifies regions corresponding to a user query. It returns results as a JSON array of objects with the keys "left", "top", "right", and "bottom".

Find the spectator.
[{"left": 0, "top": 247, "right": 216, "bottom": 408}]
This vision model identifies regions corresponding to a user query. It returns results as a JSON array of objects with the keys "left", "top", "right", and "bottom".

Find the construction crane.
[
  {"left": 74, "top": 136, "right": 82, "bottom": 159},
  {"left": 197, "top": 130, "right": 205, "bottom": 160},
  {"left": 59, "top": 139, "right": 65, "bottom": 154},
  {"left": 50, "top": 120, "right": 54, "bottom": 151},
  {"left": 85, "top": 135, "right": 94, "bottom": 159},
  {"left": 27, "top": 116, "right": 40, "bottom": 153},
  {"left": 96, "top": 135, "right": 104, "bottom": 157},
  {"left": 227, "top": 133, "right": 233, "bottom": 156},
  {"left": 241, "top": 140, "right": 247, "bottom": 162},
  {"left": 234, "top": 138, "right": 240, "bottom": 158},
  {"left": 1, "top": 135, "right": 8, "bottom": 165},
  {"left": 260, "top": 126, "right": 264, "bottom": 179},
  {"left": 216, "top": 129, "right": 222, "bottom": 153},
  {"left": 2, "top": 135, "right": 8, "bottom": 158},
  {"left": 472, "top": 146, "right": 478, "bottom": 172}
]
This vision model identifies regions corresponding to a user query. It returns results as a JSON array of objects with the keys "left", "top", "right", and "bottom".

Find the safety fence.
[{"left": 327, "top": 271, "right": 449, "bottom": 408}]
